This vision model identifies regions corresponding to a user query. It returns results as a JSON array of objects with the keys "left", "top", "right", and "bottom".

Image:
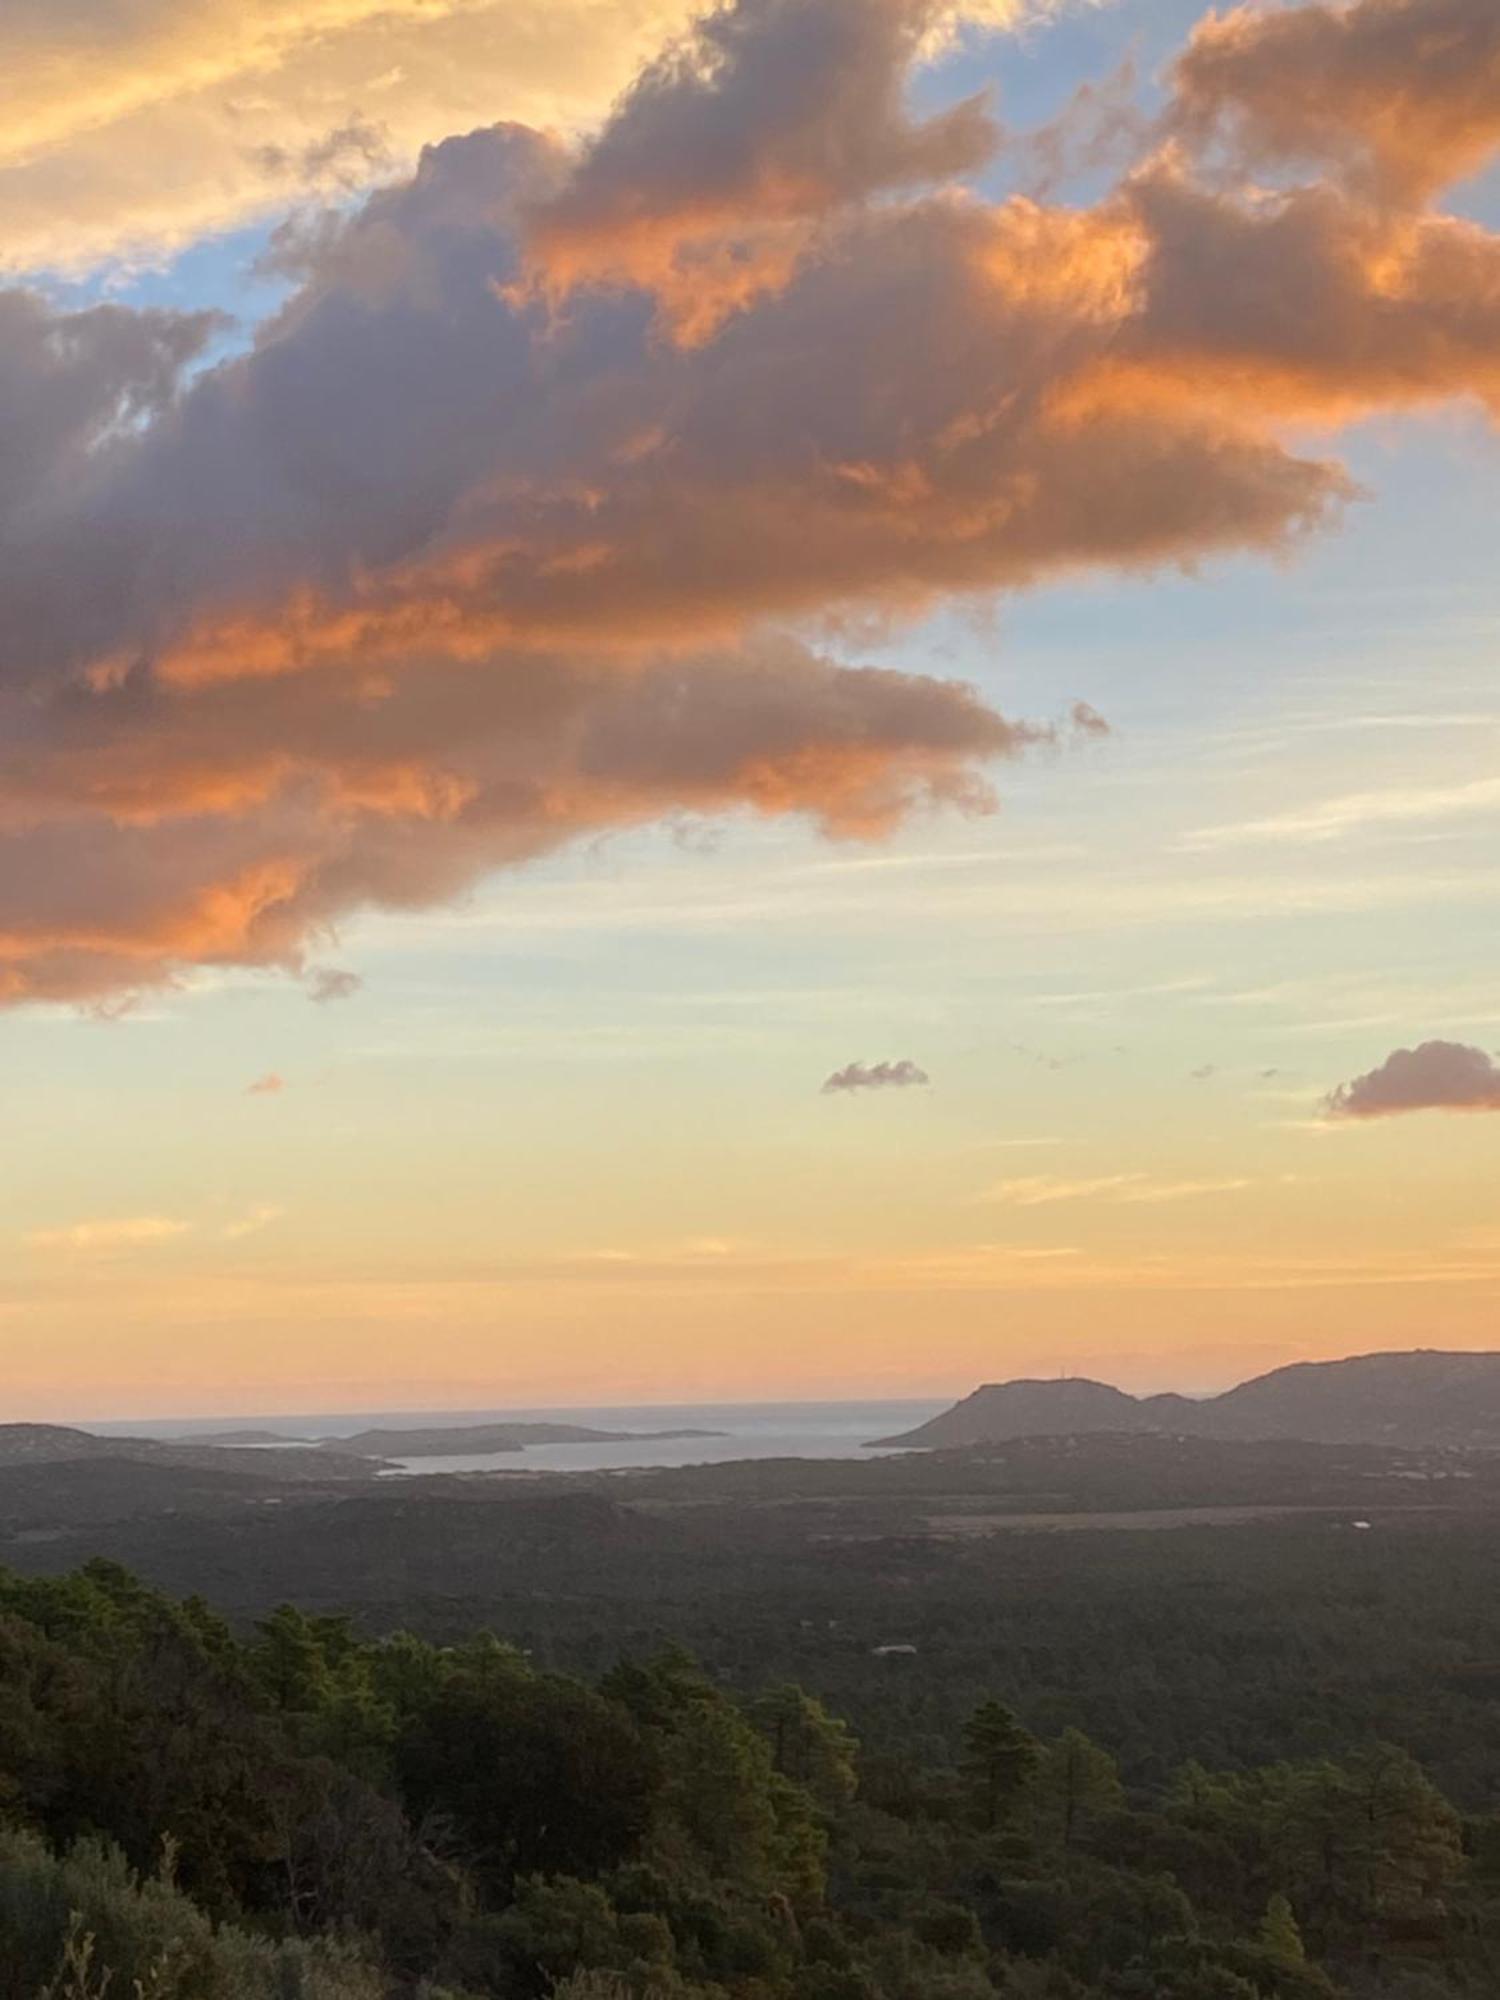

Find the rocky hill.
[
  {"left": 871, "top": 1350, "right": 1500, "bottom": 1450},
  {"left": 869, "top": 1378, "right": 1156, "bottom": 1449}
]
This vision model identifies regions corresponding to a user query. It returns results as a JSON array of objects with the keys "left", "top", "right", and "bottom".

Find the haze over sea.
[{"left": 98, "top": 1400, "right": 952, "bottom": 1474}]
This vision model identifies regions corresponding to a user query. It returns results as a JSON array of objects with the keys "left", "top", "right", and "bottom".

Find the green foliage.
[
  {"left": 750, "top": 1687, "right": 859, "bottom": 1814},
  {"left": 2, "top": 1561, "right": 1498, "bottom": 2000},
  {"left": 0, "top": 1828, "right": 384, "bottom": 2000},
  {"left": 394, "top": 1635, "right": 655, "bottom": 1890},
  {"left": 1260, "top": 1893, "right": 1306, "bottom": 1963},
  {"left": 1034, "top": 1732, "right": 1125, "bottom": 1855}
]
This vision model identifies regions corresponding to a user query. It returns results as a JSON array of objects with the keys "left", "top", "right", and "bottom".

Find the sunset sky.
[{"left": 4, "top": 0, "right": 1499, "bottom": 1419}]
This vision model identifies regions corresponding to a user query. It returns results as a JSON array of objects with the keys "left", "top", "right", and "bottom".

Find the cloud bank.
[
  {"left": 0, "top": 0, "right": 1497, "bottom": 1007},
  {"left": 1326, "top": 1040, "right": 1500, "bottom": 1118}
]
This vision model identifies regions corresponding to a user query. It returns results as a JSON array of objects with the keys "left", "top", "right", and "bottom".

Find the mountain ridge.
[{"left": 871, "top": 1350, "right": 1500, "bottom": 1450}]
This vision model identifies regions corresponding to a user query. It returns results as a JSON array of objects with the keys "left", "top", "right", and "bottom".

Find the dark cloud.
[
  {"left": 0, "top": 0, "right": 1496, "bottom": 1007},
  {"left": 1325, "top": 1040, "right": 1500, "bottom": 1118},
  {"left": 822, "top": 1058, "right": 931, "bottom": 1095}
]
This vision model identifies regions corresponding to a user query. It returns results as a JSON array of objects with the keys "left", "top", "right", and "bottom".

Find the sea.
[{"left": 99, "top": 1399, "right": 951, "bottom": 1476}]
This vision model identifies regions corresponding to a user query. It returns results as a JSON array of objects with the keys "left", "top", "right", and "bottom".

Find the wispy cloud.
[
  {"left": 221, "top": 1204, "right": 286, "bottom": 1241},
  {"left": 980, "top": 1173, "right": 1142, "bottom": 1206},
  {"left": 1034, "top": 975, "right": 1214, "bottom": 1012},
  {"left": 1183, "top": 777, "right": 1500, "bottom": 851},
  {"left": 246, "top": 1073, "right": 286, "bottom": 1096},
  {"left": 1118, "top": 1177, "right": 1255, "bottom": 1205},
  {"left": 25, "top": 1215, "right": 190, "bottom": 1253},
  {"left": 24, "top": 1204, "right": 285, "bottom": 1253},
  {"left": 307, "top": 967, "right": 361, "bottom": 1004},
  {"left": 980, "top": 1172, "right": 1254, "bottom": 1207},
  {"left": 962, "top": 1135, "right": 1066, "bottom": 1152}
]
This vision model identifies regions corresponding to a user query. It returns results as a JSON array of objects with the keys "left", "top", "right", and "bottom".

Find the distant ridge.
[
  {"left": 870, "top": 1350, "right": 1500, "bottom": 1450},
  {"left": 0, "top": 1423, "right": 383, "bottom": 1482}
]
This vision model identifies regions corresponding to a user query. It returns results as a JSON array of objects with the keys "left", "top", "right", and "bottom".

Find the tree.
[
  {"left": 656, "top": 1697, "right": 780, "bottom": 1884},
  {"left": 394, "top": 1645, "right": 655, "bottom": 1891},
  {"left": 961, "top": 1699, "right": 1038, "bottom": 1832},
  {"left": 1035, "top": 1727, "right": 1123, "bottom": 1853},
  {"left": 1277, "top": 1748, "right": 1465, "bottom": 1947},
  {"left": 750, "top": 1685, "right": 858, "bottom": 1813}
]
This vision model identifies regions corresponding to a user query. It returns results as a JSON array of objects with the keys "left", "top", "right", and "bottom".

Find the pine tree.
[
  {"left": 961, "top": 1698, "right": 1038, "bottom": 1832},
  {"left": 1037, "top": 1726, "right": 1124, "bottom": 1852}
]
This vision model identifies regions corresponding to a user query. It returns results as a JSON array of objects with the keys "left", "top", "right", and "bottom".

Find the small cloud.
[
  {"left": 250, "top": 117, "right": 391, "bottom": 193},
  {"left": 25, "top": 1215, "right": 190, "bottom": 1253},
  {"left": 307, "top": 966, "right": 362, "bottom": 1004},
  {"left": 1325, "top": 1040, "right": 1500, "bottom": 1120},
  {"left": 81, "top": 993, "right": 143, "bottom": 1024},
  {"left": 962, "top": 1135, "right": 1064, "bottom": 1153},
  {"left": 247, "top": 1072, "right": 286, "bottom": 1095},
  {"left": 1117, "top": 1176, "right": 1253, "bottom": 1205},
  {"left": 1069, "top": 700, "right": 1111, "bottom": 740},
  {"left": 822, "top": 1058, "right": 930, "bottom": 1095},
  {"left": 221, "top": 1203, "right": 285, "bottom": 1241},
  {"left": 1190, "top": 1063, "right": 1217, "bottom": 1080}
]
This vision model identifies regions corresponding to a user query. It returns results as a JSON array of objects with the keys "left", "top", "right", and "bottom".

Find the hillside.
[
  {"left": 0, "top": 1423, "right": 383, "bottom": 1482},
  {"left": 1198, "top": 1350, "right": 1500, "bottom": 1447},
  {"left": 872, "top": 1350, "right": 1500, "bottom": 1449},
  {"left": 868, "top": 1377, "right": 1156, "bottom": 1448}
]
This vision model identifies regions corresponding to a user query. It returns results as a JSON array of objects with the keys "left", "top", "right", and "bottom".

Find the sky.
[{"left": 3, "top": 0, "right": 1500, "bottom": 1420}]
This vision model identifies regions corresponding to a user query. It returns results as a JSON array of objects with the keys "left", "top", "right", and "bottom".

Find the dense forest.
[
  {"left": 11, "top": 1436, "right": 1500, "bottom": 1812},
  {"left": 2, "top": 1559, "right": 1498, "bottom": 2000}
]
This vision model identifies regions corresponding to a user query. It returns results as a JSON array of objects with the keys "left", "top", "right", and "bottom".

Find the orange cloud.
[
  {"left": 525, "top": 0, "right": 997, "bottom": 334},
  {"left": 1108, "top": 167, "right": 1500, "bottom": 423},
  {"left": 0, "top": 0, "right": 1497, "bottom": 1007},
  {"left": 1171, "top": 0, "right": 1500, "bottom": 206}
]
